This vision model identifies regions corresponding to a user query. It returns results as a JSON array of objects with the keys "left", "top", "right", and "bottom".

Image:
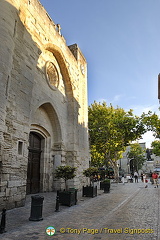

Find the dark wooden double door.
[{"left": 26, "top": 133, "right": 41, "bottom": 194}]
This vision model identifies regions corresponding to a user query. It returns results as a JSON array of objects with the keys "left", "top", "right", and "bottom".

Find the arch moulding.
[{"left": 44, "top": 43, "right": 74, "bottom": 101}]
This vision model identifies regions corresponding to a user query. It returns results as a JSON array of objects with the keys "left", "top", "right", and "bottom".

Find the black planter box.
[
  {"left": 100, "top": 181, "right": 110, "bottom": 193},
  {"left": 57, "top": 189, "right": 77, "bottom": 207},
  {"left": 100, "top": 181, "right": 105, "bottom": 190},
  {"left": 82, "top": 186, "right": 97, "bottom": 198}
]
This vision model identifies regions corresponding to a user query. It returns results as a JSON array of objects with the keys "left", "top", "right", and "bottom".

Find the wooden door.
[{"left": 26, "top": 133, "right": 41, "bottom": 194}]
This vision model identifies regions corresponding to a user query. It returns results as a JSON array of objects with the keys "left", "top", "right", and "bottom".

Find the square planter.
[
  {"left": 57, "top": 189, "right": 77, "bottom": 207},
  {"left": 82, "top": 186, "right": 97, "bottom": 198},
  {"left": 100, "top": 181, "right": 105, "bottom": 190},
  {"left": 100, "top": 181, "right": 110, "bottom": 193}
]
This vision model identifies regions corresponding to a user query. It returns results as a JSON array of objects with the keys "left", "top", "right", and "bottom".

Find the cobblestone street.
[{"left": 0, "top": 180, "right": 159, "bottom": 240}]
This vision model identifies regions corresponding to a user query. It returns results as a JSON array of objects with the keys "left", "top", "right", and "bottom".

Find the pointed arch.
[
  {"left": 44, "top": 43, "right": 74, "bottom": 100},
  {"left": 30, "top": 101, "right": 63, "bottom": 144}
]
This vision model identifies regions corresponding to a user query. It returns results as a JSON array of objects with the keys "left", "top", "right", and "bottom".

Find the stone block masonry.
[{"left": 0, "top": 0, "right": 89, "bottom": 210}]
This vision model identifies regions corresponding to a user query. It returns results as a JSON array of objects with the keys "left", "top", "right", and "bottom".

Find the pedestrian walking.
[
  {"left": 152, "top": 172, "right": 159, "bottom": 188},
  {"left": 121, "top": 173, "right": 125, "bottom": 185},
  {"left": 143, "top": 174, "right": 148, "bottom": 188},
  {"left": 134, "top": 171, "right": 138, "bottom": 183},
  {"left": 149, "top": 171, "right": 153, "bottom": 184},
  {"left": 145, "top": 179, "right": 148, "bottom": 188},
  {"left": 141, "top": 173, "right": 144, "bottom": 182}
]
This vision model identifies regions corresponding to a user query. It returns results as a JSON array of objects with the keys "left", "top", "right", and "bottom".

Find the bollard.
[
  {"left": 55, "top": 195, "right": 60, "bottom": 212},
  {"left": 29, "top": 195, "right": 44, "bottom": 221},
  {"left": 0, "top": 208, "right": 6, "bottom": 234}
]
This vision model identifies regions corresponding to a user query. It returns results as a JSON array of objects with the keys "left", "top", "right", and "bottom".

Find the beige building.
[{"left": 0, "top": 0, "right": 89, "bottom": 209}]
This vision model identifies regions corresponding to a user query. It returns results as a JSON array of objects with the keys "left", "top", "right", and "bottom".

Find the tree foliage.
[
  {"left": 141, "top": 111, "right": 160, "bottom": 138},
  {"left": 90, "top": 145, "right": 105, "bottom": 167},
  {"left": 151, "top": 140, "right": 160, "bottom": 157},
  {"left": 127, "top": 143, "right": 146, "bottom": 171},
  {"left": 83, "top": 167, "right": 98, "bottom": 186},
  {"left": 55, "top": 166, "right": 76, "bottom": 190},
  {"left": 88, "top": 101, "right": 147, "bottom": 178}
]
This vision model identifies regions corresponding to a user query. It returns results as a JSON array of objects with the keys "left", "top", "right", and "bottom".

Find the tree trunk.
[
  {"left": 65, "top": 180, "right": 68, "bottom": 191},
  {"left": 111, "top": 161, "right": 119, "bottom": 182}
]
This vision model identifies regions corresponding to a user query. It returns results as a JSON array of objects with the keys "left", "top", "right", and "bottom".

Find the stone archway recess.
[
  {"left": 27, "top": 102, "right": 63, "bottom": 193},
  {"left": 27, "top": 44, "right": 77, "bottom": 193},
  {"left": 45, "top": 43, "right": 74, "bottom": 100},
  {"left": 44, "top": 44, "right": 77, "bottom": 127},
  {"left": 44, "top": 43, "right": 79, "bottom": 151}
]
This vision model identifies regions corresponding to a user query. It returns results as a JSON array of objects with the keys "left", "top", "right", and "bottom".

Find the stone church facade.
[{"left": 0, "top": 0, "right": 89, "bottom": 209}]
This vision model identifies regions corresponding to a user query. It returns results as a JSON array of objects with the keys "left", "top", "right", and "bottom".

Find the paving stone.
[{"left": 0, "top": 181, "right": 159, "bottom": 240}]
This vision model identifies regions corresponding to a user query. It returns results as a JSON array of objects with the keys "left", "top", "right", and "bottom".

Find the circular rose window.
[{"left": 45, "top": 61, "right": 59, "bottom": 88}]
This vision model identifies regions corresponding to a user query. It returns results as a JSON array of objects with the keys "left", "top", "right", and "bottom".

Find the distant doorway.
[
  {"left": 26, "top": 132, "right": 41, "bottom": 194},
  {"left": 129, "top": 159, "right": 134, "bottom": 174}
]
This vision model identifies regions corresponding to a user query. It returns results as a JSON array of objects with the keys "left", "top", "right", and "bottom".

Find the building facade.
[
  {"left": 0, "top": 0, "right": 89, "bottom": 209},
  {"left": 118, "top": 142, "right": 160, "bottom": 175}
]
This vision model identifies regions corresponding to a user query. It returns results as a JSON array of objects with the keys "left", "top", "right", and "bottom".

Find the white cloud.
[
  {"left": 96, "top": 94, "right": 124, "bottom": 105},
  {"left": 127, "top": 104, "right": 160, "bottom": 116},
  {"left": 139, "top": 131, "right": 156, "bottom": 148},
  {"left": 112, "top": 94, "right": 123, "bottom": 103},
  {"left": 96, "top": 98, "right": 107, "bottom": 104}
]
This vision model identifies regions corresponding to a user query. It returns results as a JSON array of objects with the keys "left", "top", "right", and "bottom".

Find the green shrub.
[
  {"left": 83, "top": 167, "right": 98, "bottom": 186},
  {"left": 102, "top": 179, "right": 110, "bottom": 183},
  {"left": 55, "top": 165, "right": 76, "bottom": 190}
]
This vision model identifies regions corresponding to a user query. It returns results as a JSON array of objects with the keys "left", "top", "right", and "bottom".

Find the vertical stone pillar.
[
  {"left": 0, "top": 1, "right": 19, "bottom": 209},
  {"left": 0, "top": 1, "right": 17, "bottom": 122}
]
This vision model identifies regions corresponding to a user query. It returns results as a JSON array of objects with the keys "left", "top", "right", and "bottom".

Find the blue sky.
[{"left": 40, "top": 0, "right": 160, "bottom": 146}]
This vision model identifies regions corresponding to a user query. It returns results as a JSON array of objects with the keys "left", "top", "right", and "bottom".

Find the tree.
[
  {"left": 55, "top": 166, "right": 76, "bottom": 190},
  {"left": 141, "top": 111, "right": 160, "bottom": 138},
  {"left": 127, "top": 143, "right": 146, "bottom": 172},
  {"left": 88, "top": 101, "right": 146, "bottom": 180},
  {"left": 140, "top": 111, "right": 160, "bottom": 157},
  {"left": 83, "top": 167, "right": 98, "bottom": 186},
  {"left": 90, "top": 145, "right": 105, "bottom": 167},
  {"left": 151, "top": 140, "right": 160, "bottom": 157}
]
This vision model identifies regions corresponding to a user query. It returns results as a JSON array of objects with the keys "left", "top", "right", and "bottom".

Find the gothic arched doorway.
[{"left": 26, "top": 132, "right": 42, "bottom": 194}]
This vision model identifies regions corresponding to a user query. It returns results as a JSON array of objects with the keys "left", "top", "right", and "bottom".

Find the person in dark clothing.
[
  {"left": 134, "top": 171, "right": 138, "bottom": 183},
  {"left": 141, "top": 173, "right": 143, "bottom": 182}
]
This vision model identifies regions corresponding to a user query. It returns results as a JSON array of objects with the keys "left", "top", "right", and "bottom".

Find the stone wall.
[{"left": 0, "top": 0, "right": 89, "bottom": 210}]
